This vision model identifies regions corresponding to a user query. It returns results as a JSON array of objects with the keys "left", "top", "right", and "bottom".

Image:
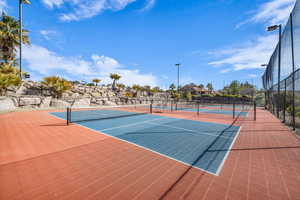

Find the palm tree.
[
  {"left": 109, "top": 73, "right": 121, "bottom": 90},
  {"left": 42, "top": 76, "right": 72, "bottom": 98},
  {"left": 132, "top": 84, "right": 141, "bottom": 91},
  {"left": 132, "top": 84, "right": 142, "bottom": 97},
  {"left": 206, "top": 83, "right": 213, "bottom": 94},
  {"left": 0, "top": 63, "right": 21, "bottom": 95},
  {"left": 151, "top": 86, "right": 161, "bottom": 94},
  {"left": 0, "top": 13, "right": 30, "bottom": 64},
  {"left": 228, "top": 80, "right": 239, "bottom": 95},
  {"left": 92, "top": 78, "right": 101, "bottom": 86},
  {"left": 143, "top": 85, "right": 151, "bottom": 92},
  {"left": 198, "top": 84, "right": 204, "bottom": 89},
  {"left": 169, "top": 83, "right": 176, "bottom": 92},
  {"left": 116, "top": 83, "right": 125, "bottom": 90}
]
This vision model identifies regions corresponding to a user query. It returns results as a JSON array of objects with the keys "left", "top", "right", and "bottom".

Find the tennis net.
[{"left": 67, "top": 105, "right": 151, "bottom": 124}]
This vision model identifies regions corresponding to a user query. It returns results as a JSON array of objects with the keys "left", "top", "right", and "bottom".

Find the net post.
[
  {"left": 69, "top": 107, "right": 72, "bottom": 124},
  {"left": 197, "top": 102, "right": 200, "bottom": 116},
  {"left": 242, "top": 99, "right": 244, "bottom": 110},
  {"left": 150, "top": 100, "right": 153, "bottom": 114},
  {"left": 171, "top": 100, "right": 173, "bottom": 112},
  {"left": 254, "top": 101, "right": 256, "bottom": 121},
  {"left": 175, "top": 101, "right": 178, "bottom": 111},
  {"left": 233, "top": 101, "right": 235, "bottom": 119},
  {"left": 67, "top": 107, "right": 69, "bottom": 125},
  {"left": 67, "top": 107, "right": 70, "bottom": 125}
]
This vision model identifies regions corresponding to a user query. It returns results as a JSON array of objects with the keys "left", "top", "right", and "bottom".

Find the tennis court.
[{"left": 52, "top": 108, "right": 241, "bottom": 175}]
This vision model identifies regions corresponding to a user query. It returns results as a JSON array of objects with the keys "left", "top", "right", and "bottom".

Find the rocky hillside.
[{"left": 0, "top": 81, "right": 171, "bottom": 111}]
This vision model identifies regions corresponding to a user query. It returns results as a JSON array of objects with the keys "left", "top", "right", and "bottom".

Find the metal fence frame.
[{"left": 262, "top": 1, "right": 299, "bottom": 131}]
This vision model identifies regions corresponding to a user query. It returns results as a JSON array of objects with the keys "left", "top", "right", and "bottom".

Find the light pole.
[
  {"left": 18, "top": 0, "right": 30, "bottom": 79},
  {"left": 290, "top": 13, "right": 296, "bottom": 130},
  {"left": 175, "top": 63, "right": 181, "bottom": 92},
  {"left": 267, "top": 24, "right": 282, "bottom": 118},
  {"left": 19, "top": 0, "right": 22, "bottom": 79}
]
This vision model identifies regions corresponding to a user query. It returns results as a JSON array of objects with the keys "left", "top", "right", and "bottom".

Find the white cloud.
[
  {"left": 140, "top": 0, "right": 155, "bottom": 11},
  {"left": 42, "top": 0, "right": 137, "bottom": 21},
  {"left": 212, "top": 0, "right": 296, "bottom": 74},
  {"left": 23, "top": 44, "right": 158, "bottom": 86},
  {"left": 59, "top": 0, "right": 108, "bottom": 21},
  {"left": 209, "top": 35, "right": 277, "bottom": 72},
  {"left": 42, "top": 0, "right": 64, "bottom": 8},
  {"left": 237, "top": 0, "right": 296, "bottom": 27},
  {"left": 0, "top": 0, "right": 7, "bottom": 13},
  {"left": 23, "top": 44, "right": 93, "bottom": 76},
  {"left": 251, "top": 0, "right": 295, "bottom": 24},
  {"left": 248, "top": 74, "right": 258, "bottom": 78},
  {"left": 40, "top": 30, "right": 58, "bottom": 40},
  {"left": 220, "top": 68, "right": 231, "bottom": 74}
]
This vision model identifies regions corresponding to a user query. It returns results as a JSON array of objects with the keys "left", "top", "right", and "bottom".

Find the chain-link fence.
[{"left": 262, "top": 0, "right": 300, "bottom": 133}]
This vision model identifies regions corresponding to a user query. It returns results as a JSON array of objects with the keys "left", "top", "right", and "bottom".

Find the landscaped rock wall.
[
  {"left": 0, "top": 81, "right": 171, "bottom": 111},
  {"left": 0, "top": 97, "right": 16, "bottom": 111}
]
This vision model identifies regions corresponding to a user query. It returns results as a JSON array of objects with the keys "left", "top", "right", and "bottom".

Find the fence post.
[
  {"left": 254, "top": 101, "right": 256, "bottom": 121},
  {"left": 283, "top": 79, "right": 286, "bottom": 123},
  {"left": 233, "top": 101, "right": 235, "bottom": 119},
  {"left": 290, "top": 13, "right": 296, "bottom": 131},
  {"left": 272, "top": 87, "right": 275, "bottom": 114}
]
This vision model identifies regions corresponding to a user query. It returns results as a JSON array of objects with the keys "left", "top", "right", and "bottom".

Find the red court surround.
[{"left": 0, "top": 108, "right": 299, "bottom": 200}]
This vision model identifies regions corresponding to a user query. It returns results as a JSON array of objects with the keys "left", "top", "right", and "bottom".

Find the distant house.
[{"left": 180, "top": 84, "right": 212, "bottom": 95}]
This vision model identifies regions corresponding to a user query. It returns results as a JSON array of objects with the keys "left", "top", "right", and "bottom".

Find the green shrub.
[
  {"left": 42, "top": 76, "right": 72, "bottom": 98},
  {"left": 0, "top": 64, "right": 21, "bottom": 95}
]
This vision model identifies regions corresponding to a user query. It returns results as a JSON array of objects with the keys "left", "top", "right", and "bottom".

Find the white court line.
[
  {"left": 53, "top": 115, "right": 217, "bottom": 176},
  {"left": 99, "top": 117, "right": 176, "bottom": 132},
  {"left": 145, "top": 122, "right": 233, "bottom": 140},
  {"left": 49, "top": 111, "right": 241, "bottom": 176},
  {"left": 215, "top": 126, "right": 242, "bottom": 175}
]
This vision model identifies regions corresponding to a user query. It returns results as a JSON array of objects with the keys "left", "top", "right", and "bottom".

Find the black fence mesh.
[{"left": 262, "top": 1, "right": 300, "bottom": 133}]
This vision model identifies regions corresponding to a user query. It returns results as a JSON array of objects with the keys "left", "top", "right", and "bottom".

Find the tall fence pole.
[
  {"left": 264, "top": 91, "right": 267, "bottom": 109},
  {"left": 283, "top": 79, "right": 286, "bottom": 123},
  {"left": 272, "top": 87, "right": 275, "bottom": 114},
  {"left": 290, "top": 13, "right": 296, "bottom": 130},
  {"left": 254, "top": 101, "right": 257, "bottom": 121},
  {"left": 277, "top": 25, "right": 282, "bottom": 118}
]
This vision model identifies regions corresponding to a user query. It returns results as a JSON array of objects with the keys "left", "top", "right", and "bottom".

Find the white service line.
[
  {"left": 145, "top": 122, "right": 233, "bottom": 140},
  {"left": 99, "top": 117, "right": 176, "bottom": 132}
]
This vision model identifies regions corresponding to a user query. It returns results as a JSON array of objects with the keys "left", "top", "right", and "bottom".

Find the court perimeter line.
[
  {"left": 49, "top": 112, "right": 241, "bottom": 176},
  {"left": 145, "top": 122, "right": 233, "bottom": 140},
  {"left": 61, "top": 120, "right": 218, "bottom": 176},
  {"left": 215, "top": 126, "right": 242, "bottom": 176}
]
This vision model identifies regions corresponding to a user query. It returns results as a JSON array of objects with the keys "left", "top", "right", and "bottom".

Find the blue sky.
[{"left": 0, "top": 0, "right": 297, "bottom": 89}]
